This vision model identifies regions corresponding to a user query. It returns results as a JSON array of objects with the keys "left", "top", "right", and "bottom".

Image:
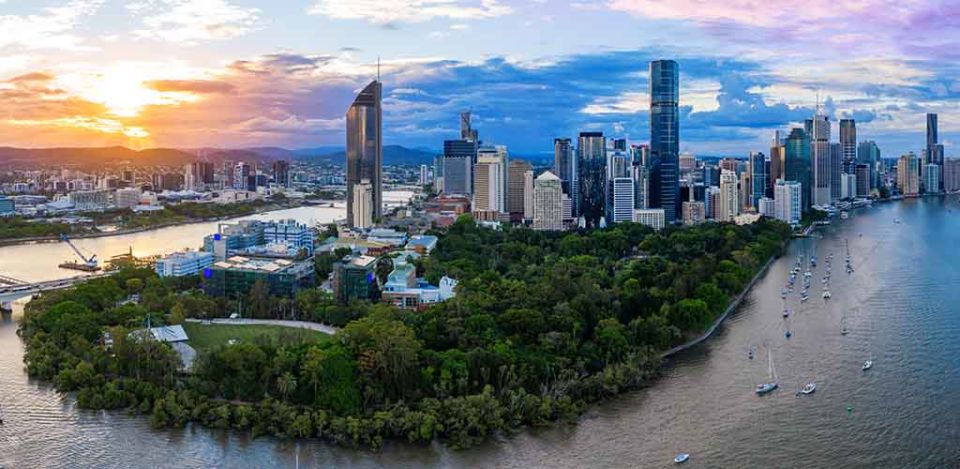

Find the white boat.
[
  {"left": 822, "top": 291, "right": 832, "bottom": 299},
  {"left": 801, "top": 295, "right": 809, "bottom": 303},
  {"left": 674, "top": 453, "right": 690, "bottom": 464},
  {"left": 862, "top": 360, "right": 873, "bottom": 371},
  {"left": 756, "top": 350, "right": 779, "bottom": 395},
  {"left": 799, "top": 382, "right": 817, "bottom": 395},
  {"left": 783, "top": 309, "right": 790, "bottom": 318}
]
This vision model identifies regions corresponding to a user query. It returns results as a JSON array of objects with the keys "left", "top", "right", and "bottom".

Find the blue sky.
[{"left": 1, "top": 0, "right": 958, "bottom": 157}]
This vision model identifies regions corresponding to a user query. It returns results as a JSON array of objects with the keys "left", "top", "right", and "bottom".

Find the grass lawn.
[{"left": 182, "top": 322, "right": 331, "bottom": 352}]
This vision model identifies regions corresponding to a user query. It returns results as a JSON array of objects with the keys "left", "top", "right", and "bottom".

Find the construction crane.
[{"left": 59, "top": 234, "right": 100, "bottom": 271}]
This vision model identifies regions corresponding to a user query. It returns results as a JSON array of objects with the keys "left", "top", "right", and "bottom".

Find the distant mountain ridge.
[{"left": 0, "top": 145, "right": 439, "bottom": 167}]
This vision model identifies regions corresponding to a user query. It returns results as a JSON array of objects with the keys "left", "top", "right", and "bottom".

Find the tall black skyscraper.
[
  {"left": 554, "top": 138, "right": 576, "bottom": 210},
  {"left": 649, "top": 60, "right": 680, "bottom": 223},
  {"left": 577, "top": 131, "right": 606, "bottom": 225},
  {"left": 346, "top": 80, "right": 382, "bottom": 227},
  {"left": 839, "top": 119, "right": 856, "bottom": 173},
  {"left": 927, "top": 113, "right": 944, "bottom": 191},
  {"left": 784, "top": 127, "right": 812, "bottom": 212},
  {"left": 272, "top": 160, "right": 290, "bottom": 188}
]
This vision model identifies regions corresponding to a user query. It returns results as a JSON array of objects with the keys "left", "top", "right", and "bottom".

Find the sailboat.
[
  {"left": 862, "top": 360, "right": 874, "bottom": 371},
  {"left": 756, "top": 350, "right": 779, "bottom": 395},
  {"left": 840, "top": 317, "right": 850, "bottom": 336}
]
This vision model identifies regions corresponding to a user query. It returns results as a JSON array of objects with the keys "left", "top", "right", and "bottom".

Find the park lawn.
[{"left": 182, "top": 322, "right": 331, "bottom": 352}]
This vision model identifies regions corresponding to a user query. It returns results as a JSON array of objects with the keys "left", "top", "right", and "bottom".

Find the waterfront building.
[
  {"left": 610, "top": 177, "right": 635, "bottom": 224},
  {"left": 898, "top": 153, "right": 920, "bottom": 196},
  {"left": 203, "top": 219, "right": 313, "bottom": 260},
  {"left": 346, "top": 80, "right": 383, "bottom": 228},
  {"left": 769, "top": 131, "right": 784, "bottom": 197},
  {"left": 577, "top": 131, "right": 606, "bottom": 225},
  {"left": 0, "top": 195, "right": 13, "bottom": 215},
  {"left": 507, "top": 159, "right": 533, "bottom": 222},
  {"left": 263, "top": 219, "right": 315, "bottom": 254},
  {"left": 533, "top": 171, "right": 564, "bottom": 231},
  {"left": 351, "top": 180, "right": 374, "bottom": 229},
  {"left": 650, "top": 60, "right": 680, "bottom": 223},
  {"left": 840, "top": 119, "right": 857, "bottom": 173},
  {"left": 944, "top": 158, "right": 960, "bottom": 192},
  {"left": 924, "top": 164, "right": 941, "bottom": 194},
  {"left": 927, "top": 113, "right": 944, "bottom": 190},
  {"left": 114, "top": 188, "right": 141, "bottom": 209},
  {"left": 719, "top": 169, "right": 739, "bottom": 222},
  {"left": 633, "top": 208, "right": 666, "bottom": 231},
  {"left": 811, "top": 109, "right": 832, "bottom": 207},
  {"left": 857, "top": 140, "right": 881, "bottom": 190},
  {"left": 855, "top": 164, "right": 870, "bottom": 197},
  {"left": 69, "top": 190, "right": 110, "bottom": 210},
  {"left": 442, "top": 139, "right": 477, "bottom": 195},
  {"left": 554, "top": 138, "right": 577, "bottom": 214},
  {"left": 774, "top": 180, "right": 802, "bottom": 226},
  {"left": 830, "top": 143, "right": 842, "bottom": 201},
  {"left": 840, "top": 173, "right": 856, "bottom": 200},
  {"left": 332, "top": 255, "right": 379, "bottom": 304},
  {"left": 682, "top": 200, "right": 705, "bottom": 225},
  {"left": 784, "top": 127, "right": 812, "bottom": 212},
  {"left": 155, "top": 251, "right": 215, "bottom": 277}
]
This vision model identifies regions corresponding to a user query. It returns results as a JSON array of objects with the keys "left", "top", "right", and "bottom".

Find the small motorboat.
[
  {"left": 798, "top": 382, "right": 817, "bottom": 395},
  {"left": 674, "top": 453, "right": 690, "bottom": 464},
  {"left": 801, "top": 295, "right": 809, "bottom": 303},
  {"left": 862, "top": 360, "right": 873, "bottom": 371},
  {"left": 822, "top": 291, "right": 832, "bottom": 299},
  {"left": 783, "top": 309, "right": 790, "bottom": 318},
  {"left": 785, "top": 330, "right": 792, "bottom": 339}
]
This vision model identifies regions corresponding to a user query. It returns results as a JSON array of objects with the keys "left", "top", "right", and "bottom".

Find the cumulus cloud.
[
  {"left": 128, "top": 0, "right": 260, "bottom": 44},
  {"left": 307, "top": 0, "right": 512, "bottom": 24},
  {"left": 0, "top": 0, "right": 103, "bottom": 51}
]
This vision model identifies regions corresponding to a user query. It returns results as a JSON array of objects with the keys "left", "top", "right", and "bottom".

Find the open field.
[{"left": 182, "top": 322, "right": 331, "bottom": 351}]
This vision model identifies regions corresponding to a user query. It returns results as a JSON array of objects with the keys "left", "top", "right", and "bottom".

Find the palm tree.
[{"left": 276, "top": 372, "right": 298, "bottom": 400}]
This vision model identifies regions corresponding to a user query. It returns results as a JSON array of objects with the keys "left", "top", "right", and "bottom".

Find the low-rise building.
[
  {"left": 0, "top": 195, "right": 14, "bottom": 216},
  {"left": 332, "top": 255, "right": 380, "bottom": 304},
  {"left": 203, "top": 255, "right": 315, "bottom": 298},
  {"left": 155, "top": 251, "right": 215, "bottom": 277},
  {"left": 405, "top": 235, "right": 438, "bottom": 254},
  {"left": 381, "top": 261, "right": 458, "bottom": 310}
]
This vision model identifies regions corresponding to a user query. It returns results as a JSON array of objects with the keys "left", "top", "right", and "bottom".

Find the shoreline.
[
  {"left": 661, "top": 253, "right": 779, "bottom": 359},
  {"left": 0, "top": 201, "right": 313, "bottom": 247}
]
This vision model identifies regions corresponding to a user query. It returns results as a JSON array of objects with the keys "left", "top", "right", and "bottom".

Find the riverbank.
[
  {"left": 0, "top": 200, "right": 315, "bottom": 247},
  {"left": 661, "top": 254, "right": 778, "bottom": 359}
]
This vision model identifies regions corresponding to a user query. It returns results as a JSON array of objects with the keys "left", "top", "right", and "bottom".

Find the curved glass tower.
[
  {"left": 346, "top": 80, "right": 382, "bottom": 227},
  {"left": 649, "top": 60, "right": 679, "bottom": 223}
]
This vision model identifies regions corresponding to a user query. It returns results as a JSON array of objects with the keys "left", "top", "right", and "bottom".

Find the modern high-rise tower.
[
  {"left": 810, "top": 108, "right": 831, "bottom": 206},
  {"left": 553, "top": 138, "right": 576, "bottom": 212},
  {"left": 346, "top": 80, "right": 382, "bottom": 227},
  {"left": 784, "top": 127, "right": 812, "bottom": 212},
  {"left": 649, "top": 60, "right": 680, "bottom": 223},
  {"left": 839, "top": 119, "right": 856, "bottom": 173},
  {"left": 577, "top": 131, "right": 606, "bottom": 225},
  {"left": 926, "top": 113, "right": 944, "bottom": 191}
]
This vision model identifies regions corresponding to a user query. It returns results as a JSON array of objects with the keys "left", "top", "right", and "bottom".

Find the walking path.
[{"left": 185, "top": 318, "right": 339, "bottom": 335}]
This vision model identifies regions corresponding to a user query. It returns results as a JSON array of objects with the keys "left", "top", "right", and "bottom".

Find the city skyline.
[{"left": 0, "top": 1, "right": 957, "bottom": 157}]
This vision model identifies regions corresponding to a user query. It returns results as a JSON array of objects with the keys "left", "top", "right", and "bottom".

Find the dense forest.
[{"left": 19, "top": 216, "right": 791, "bottom": 449}]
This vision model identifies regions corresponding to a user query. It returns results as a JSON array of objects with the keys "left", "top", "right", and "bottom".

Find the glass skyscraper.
[
  {"left": 649, "top": 60, "right": 680, "bottom": 223},
  {"left": 784, "top": 127, "right": 812, "bottom": 212},
  {"left": 346, "top": 80, "right": 382, "bottom": 227},
  {"left": 577, "top": 131, "right": 606, "bottom": 225},
  {"left": 554, "top": 138, "right": 576, "bottom": 213},
  {"left": 749, "top": 151, "right": 768, "bottom": 210},
  {"left": 839, "top": 119, "right": 857, "bottom": 174}
]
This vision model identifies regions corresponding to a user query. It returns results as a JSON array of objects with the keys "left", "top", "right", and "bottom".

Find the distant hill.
[
  {"left": 0, "top": 146, "right": 195, "bottom": 167},
  {"left": 0, "top": 144, "right": 439, "bottom": 167},
  {"left": 293, "top": 145, "right": 437, "bottom": 165}
]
